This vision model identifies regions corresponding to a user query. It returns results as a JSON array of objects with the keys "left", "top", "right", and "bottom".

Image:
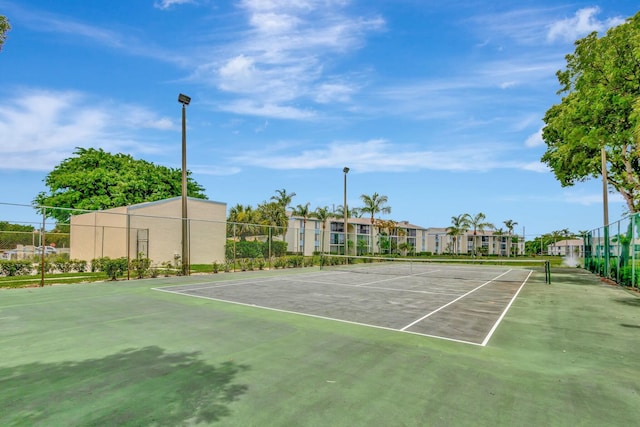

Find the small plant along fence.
[{"left": 584, "top": 213, "right": 640, "bottom": 289}]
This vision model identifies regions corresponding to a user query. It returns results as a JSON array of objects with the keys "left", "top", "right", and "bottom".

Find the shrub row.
[
  {"left": 0, "top": 258, "right": 88, "bottom": 277},
  {"left": 91, "top": 255, "right": 156, "bottom": 280},
  {"left": 225, "top": 240, "right": 288, "bottom": 260}
]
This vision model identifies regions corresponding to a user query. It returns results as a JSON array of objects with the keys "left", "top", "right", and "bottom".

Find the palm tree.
[
  {"left": 257, "top": 201, "right": 288, "bottom": 239},
  {"left": 227, "top": 203, "right": 258, "bottom": 240},
  {"left": 334, "top": 205, "right": 361, "bottom": 219},
  {"left": 493, "top": 227, "right": 505, "bottom": 256},
  {"left": 269, "top": 189, "right": 296, "bottom": 239},
  {"left": 271, "top": 188, "right": 296, "bottom": 209},
  {"left": 359, "top": 193, "right": 391, "bottom": 255},
  {"left": 503, "top": 219, "right": 518, "bottom": 257},
  {"left": 312, "top": 206, "right": 332, "bottom": 254},
  {"left": 469, "top": 212, "right": 494, "bottom": 256},
  {"left": 291, "top": 202, "right": 311, "bottom": 254},
  {"left": 447, "top": 214, "right": 470, "bottom": 255}
]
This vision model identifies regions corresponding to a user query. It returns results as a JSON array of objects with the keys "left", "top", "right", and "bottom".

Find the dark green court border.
[{"left": 0, "top": 267, "right": 638, "bottom": 426}]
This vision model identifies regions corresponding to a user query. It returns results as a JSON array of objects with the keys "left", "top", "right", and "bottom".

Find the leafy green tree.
[
  {"left": 0, "top": 15, "right": 10, "bottom": 52},
  {"left": 541, "top": 12, "right": 640, "bottom": 213},
  {"left": 34, "top": 148, "right": 207, "bottom": 223},
  {"left": 0, "top": 222, "right": 35, "bottom": 250},
  {"left": 0, "top": 222, "right": 34, "bottom": 232},
  {"left": 256, "top": 201, "right": 288, "bottom": 239},
  {"left": 227, "top": 204, "right": 258, "bottom": 240},
  {"left": 359, "top": 193, "right": 391, "bottom": 254}
]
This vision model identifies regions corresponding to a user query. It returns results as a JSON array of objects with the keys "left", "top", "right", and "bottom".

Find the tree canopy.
[
  {"left": 34, "top": 147, "right": 207, "bottom": 223},
  {"left": 0, "top": 15, "right": 10, "bottom": 52},
  {"left": 541, "top": 12, "right": 640, "bottom": 213}
]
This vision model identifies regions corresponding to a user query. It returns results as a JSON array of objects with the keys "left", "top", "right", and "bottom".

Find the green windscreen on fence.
[{"left": 584, "top": 214, "right": 640, "bottom": 289}]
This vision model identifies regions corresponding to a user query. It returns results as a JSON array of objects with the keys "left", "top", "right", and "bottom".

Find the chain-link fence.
[
  {"left": 0, "top": 202, "right": 322, "bottom": 284},
  {"left": 584, "top": 213, "right": 640, "bottom": 289},
  {"left": 2, "top": 200, "right": 471, "bottom": 284}
]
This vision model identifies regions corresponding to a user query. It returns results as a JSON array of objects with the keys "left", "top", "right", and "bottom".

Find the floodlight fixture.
[{"left": 178, "top": 93, "right": 191, "bottom": 105}]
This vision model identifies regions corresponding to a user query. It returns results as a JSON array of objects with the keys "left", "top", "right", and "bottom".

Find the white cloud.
[
  {"left": 314, "top": 81, "right": 357, "bottom": 104},
  {"left": 0, "top": 89, "right": 175, "bottom": 171},
  {"left": 470, "top": 8, "right": 558, "bottom": 46},
  {"left": 525, "top": 128, "right": 544, "bottom": 147},
  {"left": 218, "top": 55, "right": 260, "bottom": 92},
  {"left": 250, "top": 12, "right": 301, "bottom": 33},
  {"left": 229, "top": 138, "right": 541, "bottom": 173},
  {"left": 521, "top": 161, "right": 548, "bottom": 173},
  {"left": 220, "top": 100, "right": 316, "bottom": 120},
  {"left": 547, "top": 7, "right": 626, "bottom": 42},
  {"left": 188, "top": 0, "right": 384, "bottom": 118},
  {"left": 562, "top": 190, "right": 625, "bottom": 206},
  {"left": 154, "top": 0, "right": 196, "bottom": 10}
]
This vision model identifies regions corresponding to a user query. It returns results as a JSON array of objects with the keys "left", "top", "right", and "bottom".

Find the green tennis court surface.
[
  {"left": 1, "top": 267, "right": 638, "bottom": 426},
  {"left": 154, "top": 265, "right": 533, "bottom": 345}
]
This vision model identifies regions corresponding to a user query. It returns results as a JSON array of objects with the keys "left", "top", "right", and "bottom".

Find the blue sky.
[{"left": 0, "top": 0, "right": 636, "bottom": 238}]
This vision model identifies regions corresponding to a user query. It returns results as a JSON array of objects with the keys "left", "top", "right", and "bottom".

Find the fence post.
[
  {"left": 40, "top": 208, "right": 45, "bottom": 287},
  {"left": 633, "top": 213, "right": 637, "bottom": 288},
  {"left": 126, "top": 212, "right": 130, "bottom": 280}
]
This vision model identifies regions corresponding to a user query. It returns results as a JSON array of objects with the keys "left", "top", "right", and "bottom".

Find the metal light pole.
[
  {"left": 178, "top": 93, "right": 191, "bottom": 276},
  {"left": 601, "top": 147, "right": 610, "bottom": 278},
  {"left": 343, "top": 167, "right": 349, "bottom": 256}
]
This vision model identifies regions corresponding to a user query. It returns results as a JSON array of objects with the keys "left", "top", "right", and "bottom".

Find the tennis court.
[{"left": 154, "top": 260, "right": 534, "bottom": 346}]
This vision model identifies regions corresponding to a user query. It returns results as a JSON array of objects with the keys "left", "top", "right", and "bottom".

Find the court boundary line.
[
  {"left": 152, "top": 267, "right": 533, "bottom": 347},
  {"left": 400, "top": 269, "right": 515, "bottom": 331},
  {"left": 481, "top": 269, "right": 533, "bottom": 346},
  {"left": 152, "top": 286, "right": 483, "bottom": 346}
]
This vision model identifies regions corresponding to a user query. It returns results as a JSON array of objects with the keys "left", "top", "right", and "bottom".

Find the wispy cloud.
[
  {"left": 0, "top": 89, "right": 174, "bottom": 171},
  {"left": 154, "top": 0, "right": 197, "bottom": 10},
  {"left": 190, "top": 0, "right": 384, "bottom": 119},
  {"left": 7, "top": 4, "right": 125, "bottom": 49},
  {"left": 470, "top": 6, "right": 626, "bottom": 48},
  {"left": 547, "top": 7, "right": 626, "bottom": 42},
  {"left": 228, "top": 138, "right": 546, "bottom": 173},
  {"left": 3, "top": 1, "right": 189, "bottom": 65},
  {"left": 525, "top": 128, "right": 544, "bottom": 148}
]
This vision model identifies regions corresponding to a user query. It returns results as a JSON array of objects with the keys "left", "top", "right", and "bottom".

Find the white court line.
[
  {"left": 154, "top": 276, "right": 283, "bottom": 293},
  {"left": 279, "top": 276, "right": 461, "bottom": 296},
  {"left": 481, "top": 270, "right": 533, "bottom": 346},
  {"left": 354, "top": 269, "right": 442, "bottom": 287},
  {"left": 400, "top": 269, "right": 515, "bottom": 332},
  {"left": 152, "top": 286, "right": 483, "bottom": 346}
]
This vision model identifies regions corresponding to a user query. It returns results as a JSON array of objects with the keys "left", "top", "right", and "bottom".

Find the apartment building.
[
  {"left": 286, "top": 214, "right": 432, "bottom": 256},
  {"left": 547, "top": 239, "right": 584, "bottom": 257}
]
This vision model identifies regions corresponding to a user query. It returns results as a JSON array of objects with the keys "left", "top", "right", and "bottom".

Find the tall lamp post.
[
  {"left": 178, "top": 93, "right": 191, "bottom": 276},
  {"left": 343, "top": 167, "right": 349, "bottom": 256},
  {"left": 601, "top": 147, "right": 610, "bottom": 278}
]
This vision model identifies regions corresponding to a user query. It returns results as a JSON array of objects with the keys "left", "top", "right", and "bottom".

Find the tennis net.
[{"left": 319, "top": 255, "right": 551, "bottom": 284}]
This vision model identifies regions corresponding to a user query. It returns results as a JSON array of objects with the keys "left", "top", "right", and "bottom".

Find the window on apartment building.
[
  {"left": 357, "top": 224, "right": 370, "bottom": 234},
  {"left": 331, "top": 222, "right": 344, "bottom": 232}
]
